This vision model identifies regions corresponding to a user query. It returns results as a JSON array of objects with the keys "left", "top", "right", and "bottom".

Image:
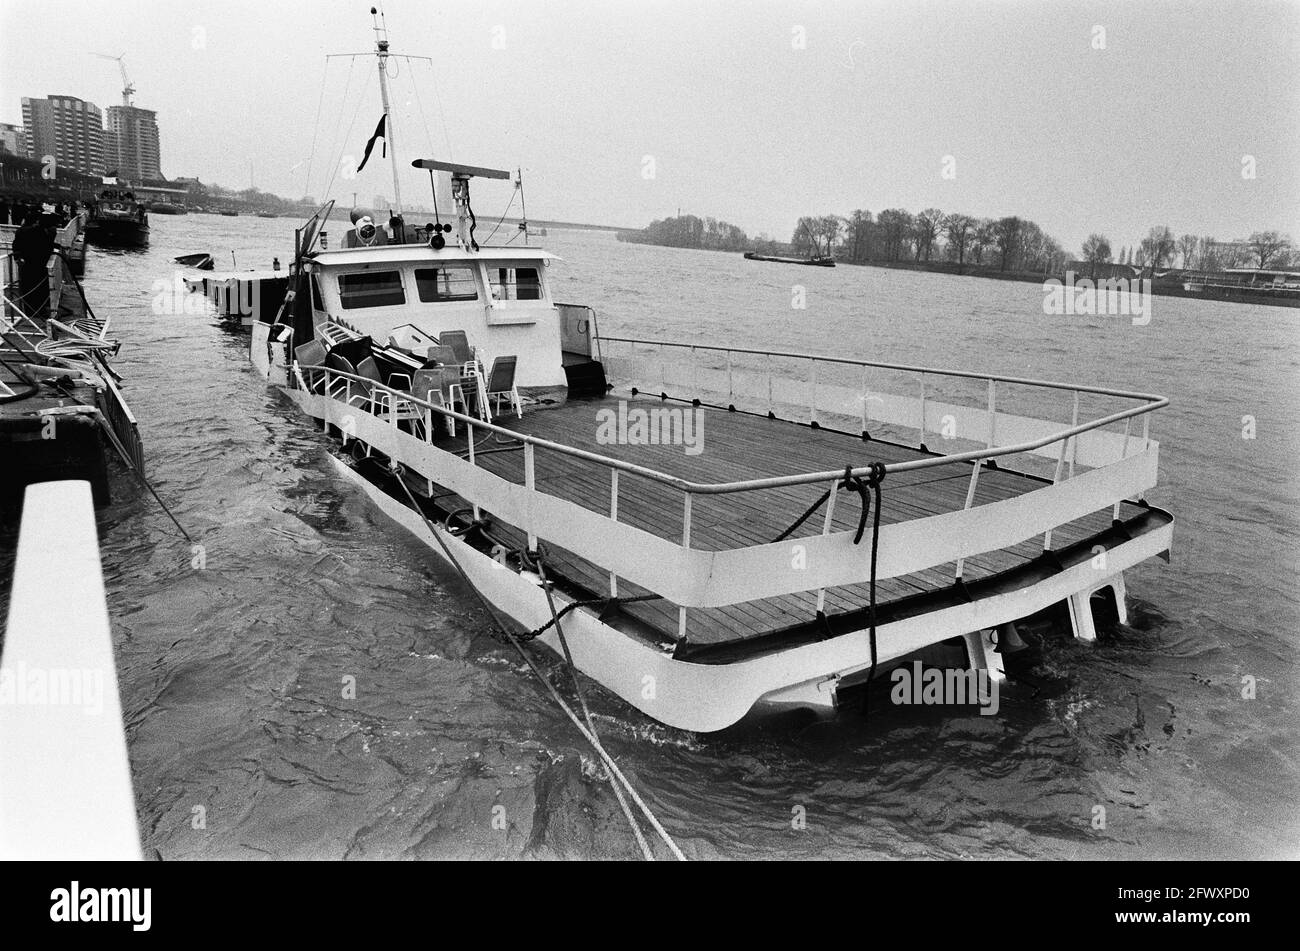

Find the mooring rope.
[
  {"left": 385, "top": 462, "right": 686, "bottom": 860},
  {"left": 768, "top": 462, "right": 888, "bottom": 718},
  {"left": 862, "top": 462, "right": 886, "bottom": 720},
  {"left": 770, "top": 463, "right": 879, "bottom": 545},
  {"left": 534, "top": 556, "right": 654, "bottom": 861}
]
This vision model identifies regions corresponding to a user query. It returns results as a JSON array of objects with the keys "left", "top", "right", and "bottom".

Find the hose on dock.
[{"left": 385, "top": 461, "right": 686, "bottom": 861}]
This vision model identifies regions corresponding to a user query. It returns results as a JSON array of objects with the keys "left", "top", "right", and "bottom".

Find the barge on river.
[
  {"left": 249, "top": 17, "right": 1173, "bottom": 732},
  {"left": 743, "top": 251, "right": 835, "bottom": 267},
  {"left": 251, "top": 193, "right": 1173, "bottom": 731}
]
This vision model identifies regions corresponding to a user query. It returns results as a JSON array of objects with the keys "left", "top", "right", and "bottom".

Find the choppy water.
[{"left": 11, "top": 214, "right": 1299, "bottom": 859}]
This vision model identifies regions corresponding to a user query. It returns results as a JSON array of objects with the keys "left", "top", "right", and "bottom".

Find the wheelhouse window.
[
  {"left": 489, "top": 265, "right": 542, "bottom": 301},
  {"left": 338, "top": 270, "right": 405, "bottom": 309},
  {"left": 415, "top": 266, "right": 479, "bottom": 302}
]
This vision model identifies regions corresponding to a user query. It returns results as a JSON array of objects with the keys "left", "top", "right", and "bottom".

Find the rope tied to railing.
[
  {"left": 862, "top": 461, "right": 885, "bottom": 721},
  {"left": 767, "top": 461, "right": 888, "bottom": 718},
  {"left": 517, "top": 590, "right": 663, "bottom": 643},
  {"left": 770, "top": 461, "right": 886, "bottom": 546}
]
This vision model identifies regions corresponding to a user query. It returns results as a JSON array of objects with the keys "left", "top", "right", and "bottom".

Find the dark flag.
[{"left": 356, "top": 115, "right": 387, "bottom": 172}]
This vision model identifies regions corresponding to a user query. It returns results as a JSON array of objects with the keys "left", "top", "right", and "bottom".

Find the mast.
[
  {"left": 517, "top": 167, "right": 528, "bottom": 247},
  {"left": 371, "top": 5, "right": 402, "bottom": 215}
]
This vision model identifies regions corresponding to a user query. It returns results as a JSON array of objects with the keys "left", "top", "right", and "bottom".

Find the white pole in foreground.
[{"left": 0, "top": 481, "right": 142, "bottom": 859}]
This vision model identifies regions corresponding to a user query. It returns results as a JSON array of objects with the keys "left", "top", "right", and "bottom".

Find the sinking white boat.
[{"left": 250, "top": 18, "right": 1173, "bottom": 733}]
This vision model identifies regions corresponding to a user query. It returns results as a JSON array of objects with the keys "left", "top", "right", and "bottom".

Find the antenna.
[
  {"left": 412, "top": 159, "right": 508, "bottom": 251},
  {"left": 371, "top": 3, "right": 389, "bottom": 47},
  {"left": 370, "top": 4, "right": 401, "bottom": 216},
  {"left": 91, "top": 52, "right": 134, "bottom": 107},
  {"left": 517, "top": 167, "right": 529, "bottom": 247},
  {"left": 324, "top": 10, "right": 430, "bottom": 222}
]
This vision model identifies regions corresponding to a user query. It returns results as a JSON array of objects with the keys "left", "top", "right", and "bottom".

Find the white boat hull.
[{"left": 321, "top": 440, "right": 1171, "bottom": 732}]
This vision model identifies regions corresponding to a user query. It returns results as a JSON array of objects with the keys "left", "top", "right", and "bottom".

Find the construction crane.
[{"left": 91, "top": 52, "right": 135, "bottom": 107}]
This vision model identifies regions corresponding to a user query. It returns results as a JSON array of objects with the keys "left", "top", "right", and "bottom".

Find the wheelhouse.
[{"left": 305, "top": 245, "right": 567, "bottom": 394}]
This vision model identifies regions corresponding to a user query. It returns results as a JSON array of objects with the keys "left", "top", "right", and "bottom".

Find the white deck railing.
[
  {"left": 598, "top": 336, "right": 1165, "bottom": 472},
  {"left": 289, "top": 347, "right": 1167, "bottom": 628}
]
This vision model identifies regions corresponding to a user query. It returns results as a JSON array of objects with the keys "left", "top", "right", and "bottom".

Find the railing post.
[
  {"left": 860, "top": 364, "right": 870, "bottom": 434},
  {"left": 524, "top": 441, "right": 537, "bottom": 552},
  {"left": 1113, "top": 416, "right": 1133, "bottom": 518},
  {"left": 609, "top": 469, "right": 619, "bottom": 598},
  {"left": 679, "top": 492, "right": 692, "bottom": 641},
  {"left": 1069, "top": 390, "right": 1080, "bottom": 479},
  {"left": 726, "top": 350, "right": 734, "bottom": 403},
  {"left": 918, "top": 373, "right": 927, "bottom": 448},
  {"left": 986, "top": 378, "right": 997, "bottom": 451},
  {"left": 467, "top": 420, "right": 481, "bottom": 522},
  {"left": 767, "top": 353, "right": 774, "bottom": 416},
  {"left": 810, "top": 358, "right": 819, "bottom": 425},
  {"left": 815, "top": 476, "right": 840, "bottom": 614},
  {"left": 1043, "top": 436, "right": 1071, "bottom": 551},
  {"left": 954, "top": 459, "right": 983, "bottom": 580}
]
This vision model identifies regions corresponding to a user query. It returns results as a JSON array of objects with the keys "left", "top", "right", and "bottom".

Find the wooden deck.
[{"left": 418, "top": 393, "right": 1140, "bottom": 648}]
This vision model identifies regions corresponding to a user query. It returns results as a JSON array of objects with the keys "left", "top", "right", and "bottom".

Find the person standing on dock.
[{"left": 13, "top": 212, "right": 54, "bottom": 322}]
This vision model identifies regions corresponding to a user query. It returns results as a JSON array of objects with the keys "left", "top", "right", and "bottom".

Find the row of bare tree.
[
  {"left": 1081, "top": 229, "right": 1295, "bottom": 273},
  {"left": 617, "top": 213, "right": 751, "bottom": 251},
  {"left": 790, "top": 210, "right": 1068, "bottom": 273},
  {"left": 621, "top": 208, "right": 1295, "bottom": 277}
]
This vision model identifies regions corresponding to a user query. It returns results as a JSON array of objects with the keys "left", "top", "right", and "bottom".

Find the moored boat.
[
  {"left": 85, "top": 186, "right": 149, "bottom": 248},
  {"left": 1180, "top": 267, "right": 1300, "bottom": 302},
  {"left": 245, "top": 15, "right": 1175, "bottom": 733},
  {"left": 1, "top": 242, "right": 145, "bottom": 512}
]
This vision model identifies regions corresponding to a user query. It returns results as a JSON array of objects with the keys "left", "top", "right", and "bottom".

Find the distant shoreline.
[
  {"left": 835, "top": 258, "right": 1299, "bottom": 309},
  {"left": 614, "top": 239, "right": 1299, "bottom": 309}
]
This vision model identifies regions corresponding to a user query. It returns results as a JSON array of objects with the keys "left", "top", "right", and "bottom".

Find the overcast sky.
[{"left": 2, "top": 0, "right": 1297, "bottom": 253}]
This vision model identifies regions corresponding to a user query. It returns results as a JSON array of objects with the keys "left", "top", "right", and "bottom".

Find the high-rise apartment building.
[
  {"left": 20, "top": 95, "right": 106, "bottom": 176},
  {"left": 106, "top": 104, "right": 161, "bottom": 181}
]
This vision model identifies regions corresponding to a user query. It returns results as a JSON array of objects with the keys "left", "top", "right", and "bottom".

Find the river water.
[{"left": 15, "top": 213, "right": 1299, "bottom": 859}]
